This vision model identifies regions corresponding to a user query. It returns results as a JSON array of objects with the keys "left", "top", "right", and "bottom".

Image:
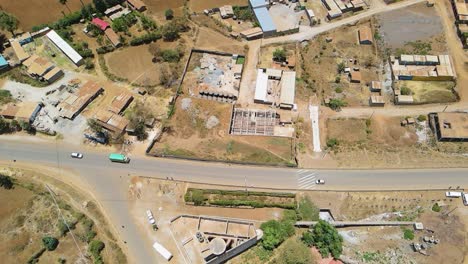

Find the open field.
[
  {"left": 0, "top": 167, "right": 126, "bottom": 264},
  {"left": 323, "top": 115, "right": 468, "bottom": 168},
  {"left": 189, "top": 0, "right": 249, "bottom": 12},
  {"left": 396, "top": 80, "right": 458, "bottom": 104},
  {"left": 105, "top": 45, "right": 160, "bottom": 85},
  {"left": 1, "top": 0, "right": 93, "bottom": 31},
  {"left": 300, "top": 19, "right": 380, "bottom": 106},
  {"left": 194, "top": 27, "right": 245, "bottom": 54},
  {"left": 150, "top": 97, "right": 294, "bottom": 166},
  {"left": 377, "top": 3, "right": 444, "bottom": 49}
]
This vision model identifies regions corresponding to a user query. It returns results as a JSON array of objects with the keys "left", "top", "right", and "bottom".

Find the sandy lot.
[
  {"left": 377, "top": 3, "right": 444, "bottom": 48},
  {"left": 189, "top": 0, "right": 249, "bottom": 12},
  {"left": 1, "top": 0, "right": 93, "bottom": 31}
]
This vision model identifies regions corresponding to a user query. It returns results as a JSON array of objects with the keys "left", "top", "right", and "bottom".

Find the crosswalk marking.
[{"left": 296, "top": 170, "right": 319, "bottom": 190}]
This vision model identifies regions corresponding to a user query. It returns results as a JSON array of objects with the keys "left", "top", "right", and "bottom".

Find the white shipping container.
[
  {"left": 153, "top": 242, "right": 173, "bottom": 261},
  {"left": 462, "top": 193, "right": 468, "bottom": 206},
  {"left": 445, "top": 191, "right": 462, "bottom": 198}
]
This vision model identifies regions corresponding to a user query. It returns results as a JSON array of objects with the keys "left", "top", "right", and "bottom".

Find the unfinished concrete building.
[
  {"left": 229, "top": 108, "right": 295, "bottom": 137},
  {"left": 429, "top": 112, "right": 468, "bottom": 142}
]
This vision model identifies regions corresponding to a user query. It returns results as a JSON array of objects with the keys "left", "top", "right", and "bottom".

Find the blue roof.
[
  {"left": 250, "top": 0, "right": 267, "bottom": 9},
  {"left": 253, "top": 7, "right": 276, "bottom": 33},
  {"left": 0, "top": 55, "right": 7, "bottom": 66}
]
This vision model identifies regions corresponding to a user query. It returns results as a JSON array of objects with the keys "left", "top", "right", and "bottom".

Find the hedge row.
[
  {"left": 96, "top": 45, "right": 115, "bottom": 54},
  {"left": 209, "top": 199, "right": 296, "bottom": 209},
  {"left": 186, "top": 188, "right": 296, "bottom": 198},
  {"left": 130, "top": 32, "right": 162, "bottom": 46}
]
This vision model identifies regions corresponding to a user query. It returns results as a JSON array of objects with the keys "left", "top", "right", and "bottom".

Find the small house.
[
  {"left": 358, "top": 26, "right": 373, "bottom": 45},
  {"left": 370, "top": 81, "right": 382, "bottom": 92},
  {"left": 369, "top": 95, "right": 385, "bottom": 106},
  {"left": 0, "top": 55, "right": 9, "bottom": 70},
  {"left": 350, "top": 71, "right": 361, "bottom": 83},
  {"left": 104, "top": 28, "right": 121, "bottom": 47},
  {"left": 220, "top": 5, "right": 234, "bottom": 19},
  {"left": 127, "top": 0, "right": 146, "bottom": 12},
  {"left": 91, "top": 18, "right": 110, "bottom": 31},
  {"left": 396, "top": 95, "right": 414, "bottom": 104}
]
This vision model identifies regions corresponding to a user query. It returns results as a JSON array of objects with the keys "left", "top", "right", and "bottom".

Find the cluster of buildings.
[
  {"left": 104, "top": 4, "right": 132, "bottom": 20},
  {"left": 390, "top": 54, "right": 456, "bottom": 81},
  {"left": 90, "top": 18, "right": 121, "bottom": 47},
  {"left": 321, "top": 0, "right": 367, "bottom": 20},
  {"left": 23, "top": 55, "right": 64, "bottom": 84},
  {"left": 93, "top": 92, "right": 133, "bottom": 136},
  {"left": 450, "top": 0, "right": 468, "bottom": 48},
  {"left": 254, "top": 68, "right": 296, "bottom": 110},
  {"left": 248, "top": 0, "right": 301, "bottom": 38}
]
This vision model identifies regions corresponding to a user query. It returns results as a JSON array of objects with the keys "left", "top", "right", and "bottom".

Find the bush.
[
  {"left": 304, "top": 220, "right": 343, "bottom": 258},
  {"left": 165, "top": 9, "right": 174, "bottom": 20},
  {"left": 403, "top": 228, "right": 414, "bottom": 240},
  {"left": 140, "top": 14, "right": 157, "bottom": 30},
  {"left": 335, "top": 87, "right": 343, "bottom": 93},
  {"left": 96, "top": 45, "right": 115, "bottom": 54},
  {"left": 84, "top": 59, "right": 94, "bottom": 70},
  {"left": 282, "top": 209, "right": 298, "bottom": 222},
  {"left": 297, "top": 197, "right": 319, "bottom": 221},
  {"left": 273, "top": 48, "right": 286, "bottom": 62},
  {"left": 0, "top": 89, "right": 13, "bottom": 105},
  {"left": 260, "top": 220, "right": 294, "bottom": 250},
  {"left": 89, "top": 240, "right": 105, "bottom": 259},
  {"left": 130, "top": 32, "right": 162, "bottom": 46},
  {"left": 160, "top": 49, "right": 180, "bottom": 62},
  {"left": 328, "top": 98, "right": 347, "bottom": 110},
  {"left": 335, "top": 76, "right": 341, "bottom": 83},
  {"left": 337, "top": 62, "right": 345, "bottom": 73},
  {"left": 400, "top": 86, "right": 411, "bottom": 95},
  {"left": 42, "top": 236, "right": 59, "bottom": 251},
  {"left": 417, "top": 115, "right": 427, "bottom": 122},
  {"left": 326, "top": 138, "right": 339, "bottom": 149},
  {"left": 233, "top": 6, "right": 254, "bottom": 21},
  {"left": 0, "top": 174, "right": 13, "bottom": 189},
  {"left": 161, "top": 24, "right": 179, "bottom": 41},
  {"left": 432, "top": 203, "right": 441, "bottom": 212}
]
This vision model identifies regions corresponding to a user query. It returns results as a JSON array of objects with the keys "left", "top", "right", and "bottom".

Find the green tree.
[
  {"left": 161, "top": 24, "right": 179, "bottom": 41},
  {"left": 337, "top": 62, "right": 345, "bottom": 73},
  {"left": 93, "top": 0, "right": 107, "bottom": 13},
  {"left": 403, "top": 228, "right": 414, "bottom": 240},
  {"left": 303, "top": 220, "right": 343, "bottom": 259},
  {"left": 160, "top": 49, "right": 180, "bottom": 62},
  {"left": 0, "top": 90, "right": 13, "bottom": 105},
  {"left": 326, "top": 138, "right": 339, "bottom": 149},
  {"left": 89, "top": 240, "right": 105, "bottom": 260},
  {"left": 0, "top": 11, "right": 19, "bottom": 36},
  {"left": 0, "top": 174, "right": 13, "bottom": 189},
  {"left": 42, "top": 236, "right": 59, "bottom": 251},
  {"left": 273, "top": 48, "right": 287, "bottom": 62},
  {"left": 165, "top": 9, "right": 174, "bottom": 20},
  {"left": 260, "top": 219, "right": 295, "bottom": 250},
  {"left": 328, "top": 99, "right": 347, "bottom": 111},
  {"left": 400, "top": 86, "right": 411, "bottom": 95},
  {"left": 0, "top": 117, "right": 11, "bottom": 134},
  {"left": 275, "top": 239, "right": 313, "bottom": 264},
  {"left": 297, "top": 197, "right": 319, "bottom": 221}
]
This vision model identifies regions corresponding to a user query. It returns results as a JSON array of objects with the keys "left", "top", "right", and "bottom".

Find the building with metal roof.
[
  {"left": 0, "top": 55, "right": 8, "bottom": 70},
  {"left": 253, "top": 7, "right": 277, "bottom": 36},
  {"left": 92, "top": 18, "right": 110, "bottom": 31},
  {"left": 46, "top": 30, "right": 83, "bottom": 66},
  {"left": 249, "top": 0, "right": 268, "bottom": 9},
  {"left": 279, "top": 71, "right": 296, "bottom": 109}
]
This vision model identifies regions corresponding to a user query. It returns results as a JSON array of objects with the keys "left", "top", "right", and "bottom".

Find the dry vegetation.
[
  {"left": 300, "top": 19, "right": 381, "bottom": 106},
  {"left": 324, "top": 115, "right": 468, "bottom": 168},
  {"left": 0, "top": 168, "right": 126, "bottom": 264}
]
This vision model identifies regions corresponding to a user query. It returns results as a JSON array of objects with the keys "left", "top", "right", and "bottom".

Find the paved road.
[{"left": 1, "top": 139, "right": 468, "bottom": 263}]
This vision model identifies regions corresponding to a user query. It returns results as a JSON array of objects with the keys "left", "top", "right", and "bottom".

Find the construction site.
[
  {"left": 185, "top": 51, "right": 245, "bottom": 103},
  {"left": 229, "top": 108, "right": 294, "bottom": 137}
]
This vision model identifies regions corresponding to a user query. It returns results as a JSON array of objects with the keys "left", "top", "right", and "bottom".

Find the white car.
[
  {"left": 71, "top": 152, "right": 83, "bottom": 159},
  {"left": 146, "top": 210, "right": 156, "bottom": 224},
  {"left": 315, "top": 179, "right": 325, "bottom": 185}
]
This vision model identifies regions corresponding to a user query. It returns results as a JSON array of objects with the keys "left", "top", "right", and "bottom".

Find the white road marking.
[{"left": 296, "top": 170, "right": 319, "bottom": 189}]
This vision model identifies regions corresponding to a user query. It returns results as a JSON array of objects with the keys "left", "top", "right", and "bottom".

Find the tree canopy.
[
  {"left": 0, "top": 11, "right": 19, "bottom": 36},
  {"left": 42, "top": 236, "right": 59, "bottom": 251},
  {"left": 273, "top": 48, "right": 287, "bottom": 62},
  {"left": 274, "top": 239, "right": 314, "bottom": 264},
  {"left": 260, "top": 219, "right": 295, "bottom": 250},
  {"left": 302, "top": 220, "right": 343, "bottom": 259}
]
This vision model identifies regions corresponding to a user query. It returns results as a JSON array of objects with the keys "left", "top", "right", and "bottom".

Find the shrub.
[
  {"left": 328, "top": 98, "right": 347, "bottom": 110},
  {"left": 326, "top": 138, "right": 339, "bottom": 149},
  {"left": 185, "top": 189, "right": 206, "bottom": 205},
  {"left": 335, "top": 76, "right": 341, "bottom": 83},
  {"left": 276, "top": 238, "right": 313, "bottom": 264},
  {"left": 89, "top": 240, "right": 105, "bottom": 259},
  {"left": 403, "top": 228, "right": 414, "bottom": 240},
  {"left": 303, "top": 220, "right": 343, "bottom": 258},
  {"left": 337, "top": 62, "right": 345, "bottom": 73},
  {"left": 335, "top": 87, "right": 343, "bottom": 93},
  {"left": 273, "top": 48, "right": 286, "bottom": 62},
  {"left": 432, "top": 203, "right": 441, "bottom": 212},
  {"left": 400, "top": 86, "right": 411, "bottom": 95},
  {"left": 417, "top": 115, "right": 427, "bottom": 122},
  {"left": 161, "top": 24, "right": 179, "bottom": 41},
  {"left": 42, "top": 236, "right": 59, "bottom": 251},
  {"left": 233, "top": 6, "right": 254, "bottom": 21},
  {"left": 260, "top": 220, "right": 293, "bottom": 250},
  {"left": 130, "top": 32, "right": 162, "bottom": 46},
  {"left": 165, "top": 9, "right": 174, "bottom": 20},
  {"left": 0, "top": 89, "right": 13, "bottom": 105},
  {"left": 160, "top": 49, "right": 180, "bottom": 62},
  {"left": 0, "top": 174, "right": 14, "bottom": 189}
]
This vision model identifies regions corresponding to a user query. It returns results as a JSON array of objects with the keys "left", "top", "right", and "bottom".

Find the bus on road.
[{"left": 109, "top": 153, "right": 130, "bottom": 163}]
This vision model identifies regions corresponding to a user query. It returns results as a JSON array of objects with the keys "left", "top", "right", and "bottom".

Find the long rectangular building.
[{"left": 46, "top": 30, "right": 83, "bottom": 66}]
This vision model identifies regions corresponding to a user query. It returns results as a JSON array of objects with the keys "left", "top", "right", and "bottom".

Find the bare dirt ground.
[
  {"left": 304, "top": 190, "right": 467, "bottom": 264},
  {"left": 194, "top": 27, "right": 245, "bottom": 54},
  {"left": 189, "top": 0, "right": 248, "bottom": 12},
  {"left": 323, "top": 114, "right": 468, "bottom": 168},
  {"left": 300, "top": 19, "right": 381, "bottom": 107},
  {"left": 0, "top": 166, "right": 126, "bottom": 264},
  {"left": 105, "top": 45, "right": 160, "bottom": 86},
  {"left": 1, "top": 0, "right": 93, "bottom": 31},
  {"left": 128, "top": 177, "right": 283, "bottom": 263}
]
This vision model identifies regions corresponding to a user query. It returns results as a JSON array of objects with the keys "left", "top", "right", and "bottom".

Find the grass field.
[
  {"left": 397, "top": 81, "right": 457, "bottom": 104},
  {"left": 1, "top": 0, "right": 93, "bottom": 31}
]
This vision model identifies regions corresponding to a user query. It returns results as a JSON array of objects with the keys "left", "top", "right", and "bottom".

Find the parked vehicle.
[
  {"left": 462, "top": 193, "right": 468, "bottom": 206},
  {"left": 146, "top": 209, "right": 156, "bottom": 225},
  {"left": 315, "top": 179, "right": 325, "bottom": 184},
  {"left": 153, "top": 242, "right": 172, "bottom": 261},
  {"left": 109, "top": 153, "right": 130, "bottom": 163},
  {"left": 445, "top": 191, "right": 462, "bottom": 198},
  {"left": 71, "top": 152, "right": 83, "bottom": 159}
]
